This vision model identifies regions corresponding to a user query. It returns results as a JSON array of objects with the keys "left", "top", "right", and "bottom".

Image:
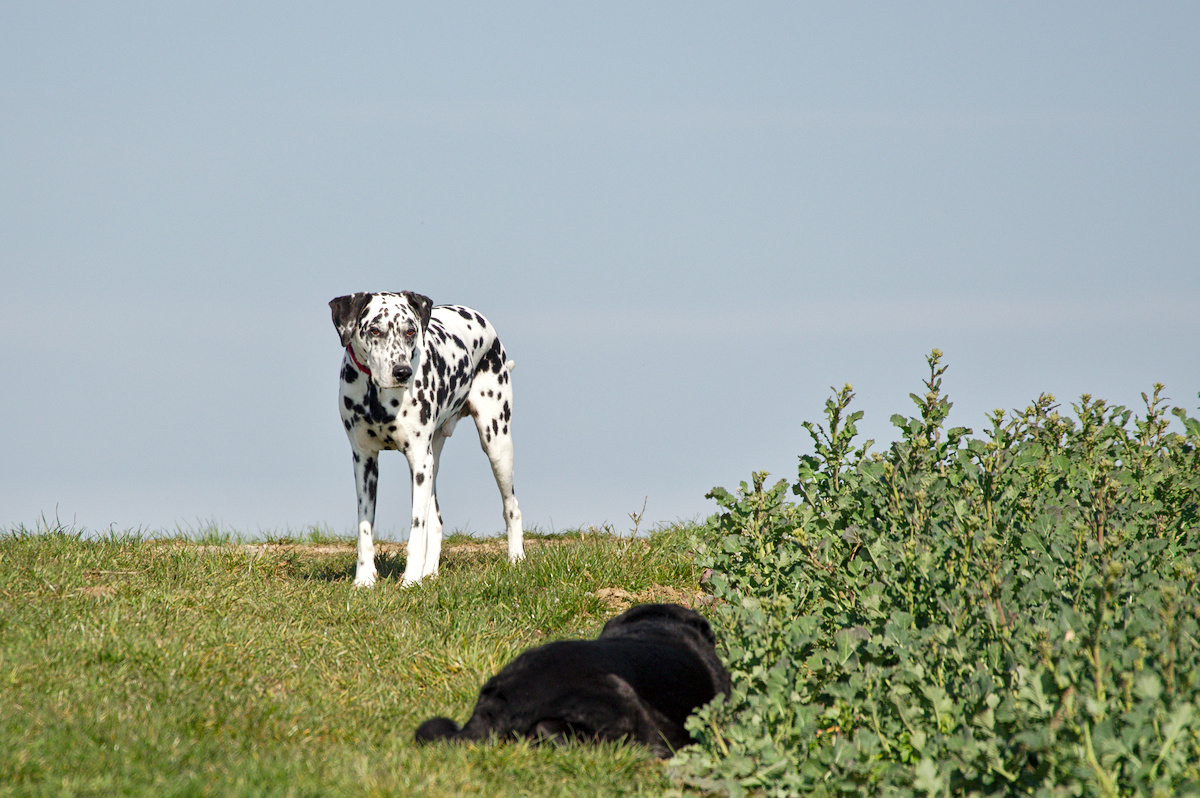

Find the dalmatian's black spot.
[
  {"left": 477, "top": 338, "right": 505, "bottom": 376},
  {"left": 364, "top": 386, "right": 396, "bottom": 426},
  {"left": 415, "top": 473, "right": 425, "bottom": 485},
  {"left": 391, "top": 399, "right": 400, "bottom": 408},
  {"left": 343, "top": 363, "right": 359, "bottom": 384}
]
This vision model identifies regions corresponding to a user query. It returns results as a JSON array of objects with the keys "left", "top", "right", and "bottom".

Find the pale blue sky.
[{"left": 3, "top": 4, "right": 1197, "bottom": 538}]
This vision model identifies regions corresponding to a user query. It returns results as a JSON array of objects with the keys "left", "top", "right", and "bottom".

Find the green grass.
[{"left": 0, "top": 524, "right": 711, "bottom": 797}]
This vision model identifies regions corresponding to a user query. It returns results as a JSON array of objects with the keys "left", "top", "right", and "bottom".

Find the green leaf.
[{"left": 913, "top": 757, "right": 945, "bottom": 796}]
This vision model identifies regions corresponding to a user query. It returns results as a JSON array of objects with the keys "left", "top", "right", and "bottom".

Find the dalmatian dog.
[{"left": 329, "top": 291, "right": 523, "bottom": 587}]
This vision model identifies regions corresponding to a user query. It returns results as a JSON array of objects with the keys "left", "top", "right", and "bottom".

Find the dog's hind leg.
[
  {"left": 563, "top": 675, "right": 693, "bottom": 758},
  {"left": 467, "top": 357, "right": 523, "bottom": 562},
  {"left": 532, "top": 719, "right": 574, "bottom": 746}
]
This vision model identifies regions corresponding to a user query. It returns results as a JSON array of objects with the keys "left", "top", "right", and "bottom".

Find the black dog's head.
[
  {"left": 599, "top": 603, "right": 729, "bottom": 699},
  {"left": 599, "top": 602, "right": 717, "bottom": 647}
]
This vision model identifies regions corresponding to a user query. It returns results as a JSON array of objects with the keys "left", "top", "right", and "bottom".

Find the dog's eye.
[
  {"left": 367, "top": 327, "right": 383, "bottom": 338},
  {"left": 404, "top": 328, "right": 416, "bottom": 340}
]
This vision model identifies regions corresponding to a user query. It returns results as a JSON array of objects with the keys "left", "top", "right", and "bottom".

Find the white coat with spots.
[{"left": 329, "top": 291, "right": 524, "bottom": 587}]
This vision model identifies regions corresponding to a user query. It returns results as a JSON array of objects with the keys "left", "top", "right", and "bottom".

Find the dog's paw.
[{"left": 353, "top": 572, "right": 377, "bottom": 588}]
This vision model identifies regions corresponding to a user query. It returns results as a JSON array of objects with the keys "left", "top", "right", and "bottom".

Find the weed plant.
[{"left": 678, "top": 352, "right": 1200, "bottom": 797}]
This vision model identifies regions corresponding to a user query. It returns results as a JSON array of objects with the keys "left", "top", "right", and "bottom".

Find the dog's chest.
[
  {"left": 338, "top": 352, "right": 474, "bottom": 453},
  {"left": 338, "top": 367, "right": 411, "bottom": 451}
]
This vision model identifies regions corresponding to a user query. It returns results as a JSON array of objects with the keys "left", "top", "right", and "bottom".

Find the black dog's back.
[{"left": 415, "top": 603, "right": 728, "bottom": 757}]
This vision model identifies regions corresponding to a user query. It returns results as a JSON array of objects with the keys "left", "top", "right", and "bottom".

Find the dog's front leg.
[
  {"left": 419, "top": 433, "right": 449, "bottom": 581},
  {"left": 352, "top": 449, "right": 380, "bottom": 587},
  {"left": 402, "top": 446, "right": 437, "bottom": 586}
]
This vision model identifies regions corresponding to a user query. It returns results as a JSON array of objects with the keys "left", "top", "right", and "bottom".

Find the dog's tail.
[
  {"left": 505, "top": 359, "right": 516, "bottom": 373},
  {"left": 414, "top": 716, "right": 463, "bottom": 743}
]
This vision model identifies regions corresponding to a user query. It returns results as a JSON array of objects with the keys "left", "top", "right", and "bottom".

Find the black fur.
[
  {"left": 329, "top": 292, "right": 372, "bottom": 347},
  {"left": 414, "top": 603, "right": 730, "bottom": 757},
  {"left": 402, "top": 290, "right": 433, "bottom": 330}
]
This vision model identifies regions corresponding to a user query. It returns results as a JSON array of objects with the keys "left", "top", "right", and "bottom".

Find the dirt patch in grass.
[
  {"left": 592, "top": 584, "right": 709, "bottom": 612},
  {"left": 76, "top": 584, "right": 118, "bottom": 599},
  {"left": 158, "top": 537, "right": 567, "bottom": 559}
]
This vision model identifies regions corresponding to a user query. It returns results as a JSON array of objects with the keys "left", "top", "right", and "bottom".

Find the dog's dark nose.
[{"left": 393, "top": 365, "right": 413, "bottom": 383}]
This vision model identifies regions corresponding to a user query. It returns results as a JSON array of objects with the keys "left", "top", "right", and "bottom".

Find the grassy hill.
[{"left": 0, "top": 525, "right": 709, "bottom": 797}]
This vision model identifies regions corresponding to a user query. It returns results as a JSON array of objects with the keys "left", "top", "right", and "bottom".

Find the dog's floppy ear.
[
  {"left": 403, "top": 291, "right": 433, "bottom": 330},
  {"left": 685, "top": 612, "right": 718, "bottom": 646},
  {"left": 329, "top": 293, "right": 372, "bottom": 347}
]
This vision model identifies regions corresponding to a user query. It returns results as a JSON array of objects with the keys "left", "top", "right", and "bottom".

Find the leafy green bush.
[{"left": 676, "top": 352, "right": 1200, "bottom": 797}]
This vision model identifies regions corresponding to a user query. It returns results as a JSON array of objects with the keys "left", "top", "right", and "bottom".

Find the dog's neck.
[{"left": 346, "top": 345, "right": 372, "bottom": 376}]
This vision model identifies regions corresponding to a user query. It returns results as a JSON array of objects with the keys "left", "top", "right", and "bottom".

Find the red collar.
[{"left": 346, "top": 345, "right": 371, "bottom": 376}]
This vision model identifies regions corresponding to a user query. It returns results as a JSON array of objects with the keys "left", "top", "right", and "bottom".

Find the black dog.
[{"left": 414, "top": 603, "right": 730, "bottom": 757}]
